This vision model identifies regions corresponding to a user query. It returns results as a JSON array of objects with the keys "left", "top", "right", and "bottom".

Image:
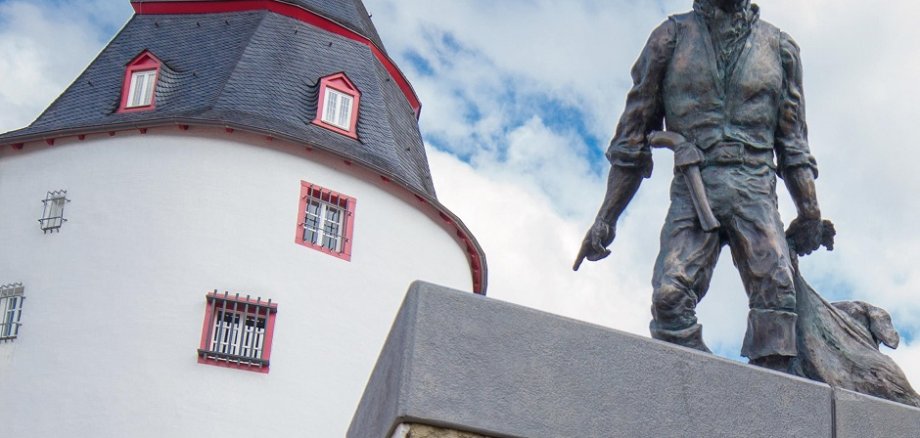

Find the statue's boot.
[
  {"left": 650, "top": 323, "right": 712, "bottom": 353},
  {"left": 749, "top": 354, "right": 793, "bottom": 373}
]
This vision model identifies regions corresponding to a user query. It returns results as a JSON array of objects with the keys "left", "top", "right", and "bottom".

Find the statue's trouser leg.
[
  {"left": 650, "top": 195, "right": 721, "bottom": 353},
  {"left": 651, "top": 165, "right": 797, "bottom": 358},
  {"left": 724, "top": 190, "right": 798, "bottom": 360}
]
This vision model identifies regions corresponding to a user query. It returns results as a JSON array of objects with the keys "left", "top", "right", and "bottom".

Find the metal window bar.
[
  {"left": 0, "top": 283, "right": 25, "bottom": 341},
  {"left": 323, "top": 206, "right": 342, "bottom": 251},
  {"left": 230, "top": 297, "right": 241, "bottom": 359},
  {"left": 240, "top": 299, "right": 252, "bottom": 359},
  {"left": 216, "top": 292, "right": 230, "bottom": 355},
  {"left": 301, "top": 185, "right": 348, "bottom": 252},
  {"left": 39, "top": 190, "right": 70, "bottom": 233},
  {"left": 304, "top": 199, "right": 322, "bottom": 245},
  {"left": 199, "top": 292, "right": 273, "bottom": 368}
]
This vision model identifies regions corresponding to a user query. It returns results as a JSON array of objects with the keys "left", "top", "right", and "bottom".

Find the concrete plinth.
[{"left": 349, "top": 282, "right": 920, "bottom": 438}]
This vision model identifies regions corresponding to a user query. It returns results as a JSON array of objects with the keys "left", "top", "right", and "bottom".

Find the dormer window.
[
  {"left": 118, "top": 51, "right": 162, "bottom": 112},
  {"left": 313, "top": 73, "right": 361, "bottom": 139}
]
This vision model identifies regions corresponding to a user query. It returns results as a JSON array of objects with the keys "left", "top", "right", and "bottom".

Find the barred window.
[
  {"left": 198, "top": 291, "right": 277, "bottom": 373},
  {"left": 295, "top": 181, "right": 356, "bottom": 261},
  {"left": 39, "top": 190, "right": 69, "bottom": 233},
  {"left": 0, "top": 283, "right": 25, "bottom": 341},
  {"left": 304, "top": 195, "right": 344, "bottom": 252}
]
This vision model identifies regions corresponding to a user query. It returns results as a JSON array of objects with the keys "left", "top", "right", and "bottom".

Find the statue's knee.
[
  {"left": 652, "top": 283, "right": 694, "bottom": 314},
  {"left": 749, "top": 267, "right": 796, "bottom": 311}
]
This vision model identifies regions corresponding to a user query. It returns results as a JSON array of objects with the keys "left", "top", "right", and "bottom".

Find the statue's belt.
[{"left": 701, "top": 142, "right": 775, "bottom": 170}]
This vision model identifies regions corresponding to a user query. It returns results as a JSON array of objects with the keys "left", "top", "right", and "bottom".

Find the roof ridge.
[
  {"left": 203, "top": 10, "right": 270, "bottom": 113},
  {"left": 274, "top": 0, "right": 385, "bottom": 51}
]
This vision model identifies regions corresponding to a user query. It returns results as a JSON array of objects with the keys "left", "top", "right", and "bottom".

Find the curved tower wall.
[{"left": 0, "top": 129, "right": 472, "bottom": 436}]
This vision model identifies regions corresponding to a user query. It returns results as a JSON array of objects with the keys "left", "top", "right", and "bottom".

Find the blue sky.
[{"left": 3, "top": 0, "right": 920, "bottom": 380}]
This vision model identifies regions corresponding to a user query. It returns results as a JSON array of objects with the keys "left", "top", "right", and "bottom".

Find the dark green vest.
[{"left": 663, "top": 12, "right": 783, "bottom": 151}]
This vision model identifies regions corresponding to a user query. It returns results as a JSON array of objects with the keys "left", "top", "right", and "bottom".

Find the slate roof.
[
  {"left": 0, "top": 7, "right": 434, "bottom": 196},
  {"left": 282, "top": 0, "right": 385, "bottom": 51}
]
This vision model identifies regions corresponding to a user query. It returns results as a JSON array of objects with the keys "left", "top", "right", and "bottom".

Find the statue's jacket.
[{"left": 607, "top": 9, "right": 817, "bottom": 180}]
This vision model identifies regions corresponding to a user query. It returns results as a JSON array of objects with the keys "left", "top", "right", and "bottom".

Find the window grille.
[
  {"left": 0, "top": 283, "right": 25, "bottom": 341},
  {"left": 321, "top": 88, "right": 354, "bottom": 130},
  {"left": 295, "top": 182, "right": 356, "bottom": 260},
  {"left": 39, "top": 190, "right": 70, "bottom": 232},
  {"left": 126, "top": 69, "right": 157, "bottom": 108},
  {"left": 198, "top": 291, "right": 277, "bottom": 372}
]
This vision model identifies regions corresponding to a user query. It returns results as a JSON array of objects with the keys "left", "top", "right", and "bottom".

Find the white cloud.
[
  {"left": 429, "top": 147, "right": 651, "bottom": 334},
  {"left": 891, "top": 341, "right": 920, "bottom": 389},
  {"left": 0, "top": 0, "right": 130, "bottom": 131}
]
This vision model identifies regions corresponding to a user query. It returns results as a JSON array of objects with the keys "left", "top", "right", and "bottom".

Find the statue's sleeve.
[
  {"left": 605, "top": 20, "right": 677, "bottom": 178},
  {"left": 775, "top": 32, "right": 819, "bottom": 179}
]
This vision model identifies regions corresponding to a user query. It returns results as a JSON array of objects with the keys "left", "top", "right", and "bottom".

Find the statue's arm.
[
  {"left": 575, "top": 20, "right": 676, "bottom": 270},
  {"left": 776, "top": 32, "right": 834, "bottom": 255},
  {"left": 785, "top": 167, "right": 820, "bottom": 220}
]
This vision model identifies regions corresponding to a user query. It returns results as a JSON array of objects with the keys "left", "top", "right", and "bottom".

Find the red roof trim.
[{"left": 131, "top": 0, "right": 422, "bottom": 117}]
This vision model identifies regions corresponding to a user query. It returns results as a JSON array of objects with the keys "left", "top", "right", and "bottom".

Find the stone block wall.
[{"left": 349, "top": 282, "right": 920, "bottom": 438}]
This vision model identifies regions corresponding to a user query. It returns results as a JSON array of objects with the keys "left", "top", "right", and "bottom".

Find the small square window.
[
  {"left": 39, "top": 190, "right": 69, "bottom": 233},
  {"left": 198, "top": 291, "right": 277, "bottom": 373},
  {"left": 126, "top": 70, "right": 157, "bottom": 108},
  {"left": 295, "top": 182, "right": 356, "bottom": 261},
  {"left": 0, "top": 283, "right": 25, "bottom": 341}
]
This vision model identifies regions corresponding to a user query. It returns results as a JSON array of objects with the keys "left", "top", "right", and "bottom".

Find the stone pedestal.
[
  {"left": 348, "top": 282, "right": 920, "bottom": 438},
  {"left": 391, "top": 424, "right": 490, "bottom": 438}
]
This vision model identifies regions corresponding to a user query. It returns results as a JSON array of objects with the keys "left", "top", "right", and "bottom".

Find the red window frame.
[
  {"left": 197, "top": 291, "right": 278, "bottom": 374},
  {"left": 294, "top": 181, "right": 357, "bottom": 261},
  {"left": 312, "top": 73, "right": 361, "bottom": 139},
  {"left": 117, "top": 51, "right": 162, "bottom": 113}
]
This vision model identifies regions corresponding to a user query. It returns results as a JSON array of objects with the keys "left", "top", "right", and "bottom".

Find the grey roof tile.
[{"left": 282, "top": 0, "right": 385, "bottom": 51}]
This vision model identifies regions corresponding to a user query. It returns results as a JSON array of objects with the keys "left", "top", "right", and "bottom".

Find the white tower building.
[{"left": 0, "top": 1, "right": 486, "bottom": 436}]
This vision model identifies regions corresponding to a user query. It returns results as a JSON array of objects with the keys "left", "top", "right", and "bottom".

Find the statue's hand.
[
  {"left": 786, "top": 217, "right": 835, "bottom": 257},
  {"left": 573, "top": 220, "right": 616, "bottom": 271}
]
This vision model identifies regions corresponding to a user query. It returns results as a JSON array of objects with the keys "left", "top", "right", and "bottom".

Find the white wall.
[{"left": 0, "top": 127, "right": 473, "bottom": 437}]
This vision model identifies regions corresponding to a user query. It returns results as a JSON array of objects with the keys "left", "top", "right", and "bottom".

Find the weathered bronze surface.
[{"left": 576, "top": 0, "right": 920, "bottom": 406}]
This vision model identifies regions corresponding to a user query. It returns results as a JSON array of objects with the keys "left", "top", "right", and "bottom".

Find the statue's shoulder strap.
[
  {"left": 668, "top": 11, "right": 694, "bottom": 29},
  {"left": 753, "top": 19, "right": 784, "bottom": 59},
  {"left": 666, "top": 11, "right": 695, "bottom": 43}
]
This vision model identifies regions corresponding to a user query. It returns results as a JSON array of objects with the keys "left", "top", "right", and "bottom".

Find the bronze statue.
[{"left": 575, "top": 0, "right": 920, "bottom": 406}]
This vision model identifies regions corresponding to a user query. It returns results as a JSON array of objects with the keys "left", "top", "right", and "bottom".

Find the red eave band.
[{"left": 131, "top": 0, "right": 422, "bottom": 117}]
